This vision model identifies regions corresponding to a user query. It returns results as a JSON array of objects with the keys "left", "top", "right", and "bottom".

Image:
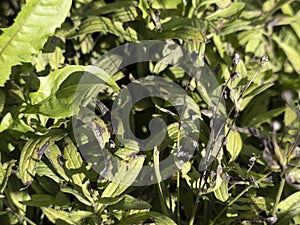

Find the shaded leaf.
[{"left": 22, "top": 194, "right": 54, "bottom": 207}]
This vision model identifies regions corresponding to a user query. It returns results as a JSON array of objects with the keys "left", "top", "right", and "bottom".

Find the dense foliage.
[{"left": 0, "top": 0, "right": 300, "bottom": 224}]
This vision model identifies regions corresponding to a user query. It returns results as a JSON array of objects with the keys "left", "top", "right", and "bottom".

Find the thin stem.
[
  {"left": 9, "top": 209, "right": 37, "bottom": 225},
  {"left": 176, "top": 119, "right": 182, "bottom": 225},
  {"left": 210, "top": 172, "right": 271, "bottom": 225},
  {"left": 189, "top": 193, "right": 201, "bottom": 225},
  {"left": 272, "top": 177, "right": 285, "bottom": 216},
  {"left": 286, "top": 110, "right": 300, "bottom": 157},
  {"left": 23, "top": 215, "right": 38, "bottom": 225},
  {"left": 201, "top": 64, "right": 264, "bottom": 190},
  {"left": 177, "top": 171, "right": 181, "bottom": 225},
  {"left": 153, "top": 146, "right": 169, "bottom": 216}
]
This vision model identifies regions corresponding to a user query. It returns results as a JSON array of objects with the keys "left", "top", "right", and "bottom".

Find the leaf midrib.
[{"left": 0, "top": 2, "right": 36, "bottom": 56}]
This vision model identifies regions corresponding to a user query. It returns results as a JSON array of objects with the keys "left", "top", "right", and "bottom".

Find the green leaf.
[
  {"left": 111, "top": 6, "right": 139, "bottom": 23},
  {"left": 26, "top": 66, "right": 118, "bottom": 118},
  {"left": 60, "top": 186, "right": 92, "bottom": 206},
  {"left": 264, "top": 0, "right": 296, "bottom": 21},
  {"left": 0, "top": 113, "right": 35, "bottom": 133},
  {"left": 284, "top": 106, "right": 298, "bottom": 126},
  {"left": 213, "top": 34, "right": 224, "bottom": 58},
  {"left": 281, "top": 4, "right": 300, "bottom": 39},
  {"left": 221, "top": 20, "right": 252, "bottom": 36},
  {"left": 214, "top": 178, "right": 229, "bottom": 202},
  {"left": 107, "top": 194, "right": 151, "bottom": 210},
  {"left": 118, "top": 211, "right": 177, "bottom": 225},
  {"left": 152, "top": 0, "right": 182, "bottom": 9},
  {"left": 239, "top": 83, "right": 274, "bottom": 111},
  {"left": 36, "top": 160, "right": 61, "bottom": 183},
  {"left": 0, "top": 160, "right": 16, "bottom": 193},
  {"left": 44, "top": 144, "right": 69, "bottom": 181},
  {"left": 26, "top": 84, "right": 83, "bottom": 118},
  {"left": 42, "top": 207, "right": 73, "bottom": 224},
  {"left": 226, "top": 129, "right": 243, "bottom": 162},
  {"left": 19, "top": 136, "right": 51, "bottom": 186},
  {"left": 29, "top": 65, "right": 86, "bottom": 104},
  {"left": 69, "top": 211, "right": 94, "bottom": 223},
  {"left": 63, "top": 137, "right": 93, "bottom": 204},
  {"left": 277, "top": 191, "right": 300, "bottom": 224},
  {"left": 31, "top": 36, "right": 65, "bottom": 71},
  {"left": 273, "top": 35, "right": 300, "bottom": 74},
  {"left": 5, "top": 179, "right": 30, "bottom": 213},
  {"left": 0, "top": 88, "right": 5, "bottom": 114},
  {"left": 278, "top": 191, "right": 300, "bottom": 214},
  {"left": 22, "top": 194, "right": 54, "bottom": 207},
  {"left": 19, "top": 131, "right": 64, "bottom": 185},
  {"left": 78, "top": 1, "right": 138, "bottom": 17},
  {"left": 204, "top": 164, "right": 224, "bottom": 194},
  {"left": 42, "top": 207, "right": 94, "bottom": 224},
  {"left": 0, "top": 0, "right": 72, "bottom": 86},
  {"left": 248, "top": 107, "right": 286, "bottom": 127},
  {"left": 63, "top": 137, "right": 85, "bottom": 187},
  {"left": 206, "top": 3, "right": 245, "bottom": 20},
  {"left": 101, "top": 156, "right": 145, "bottom": 198},
  {"left": 67, "top": 17, "right": 138, "bottom": 41}
]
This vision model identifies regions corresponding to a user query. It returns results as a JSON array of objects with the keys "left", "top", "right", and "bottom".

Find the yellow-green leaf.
[
  {"left": 0, "top": 0, "right": 72, "bottom": 86},
  {"left": 226, "top": 129, "right": 242, "bottom": 162}
]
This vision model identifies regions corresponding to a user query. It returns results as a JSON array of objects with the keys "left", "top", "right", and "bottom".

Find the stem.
[
  {"left": 23, "top": 215, "right": 38, "bottom": 225},
  {"left": 210, "top": 172, "right": 271, "bottom": 225},
  {"left": 201, "top": 64, "right": 263, "bottom": 190},
  {"left": 272, "top": 177, "right": 285, "bottom": 216},
  {"left": 9, "top": 209, "right": 37, "bottom": 225},
  {"left": 176, "top": 121, "right": 182, "bottom": 225},
  {"left": 177, "top": 171, "right": 181, "bottom": 225},
  {"left": 189, "top": 193, "right": 201, "bottom": 225},
  {"left": 153, "top": 146, "right": 169, "bottom": 216}
]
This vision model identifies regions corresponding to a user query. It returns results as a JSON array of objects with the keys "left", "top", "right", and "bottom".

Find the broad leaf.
[
  {"left": 206, "top": 3, "right": 245, "bottom": 20},
  {"left": 106, "top": 194, "right": 151, "bottom": 210},
  {"left": 63, "top": 137, "right": 93, "bottom": 204},
  {"left": 19, "top": 130, "right": 64, "bottom": 186},
  {"left": 273, "top": 35, "right": 300, "bottom": 74},
  {"left": 101, "top": 156, "right": 145, "bottom": 198},
  {"left": 0, "top": 0, "right": 72, "bottom": 86},
  {"left": 226, "top": 129, "right": 243, "bottom": 162},
  {"left": 118, "top": 211, "right": 177, "bottom": 225},
  {"left": 22, "top": 194, "right": 54, "bottom": 207}
]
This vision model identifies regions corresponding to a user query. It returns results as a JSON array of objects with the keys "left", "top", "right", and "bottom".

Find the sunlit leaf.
[
  {"left": 226, "top": 129, "right": 243, "bottom": 162},
  {"left": 0, "top": 0, "right": 72, "bottom": 86},
  {"left": 118, "top": 211, "right": 177, "bottom": 225},
  {"left": 273, "top": 35, "right": 300, "bottom": 74},
  {"left": 19, "top": 130, "right": 64, "bottom": 186},
  {"left": 101, "top": 156, "right": 145, "bottom": 198},
  {"left": 206, "top": 3, "right": 245, "bottom": 20}
]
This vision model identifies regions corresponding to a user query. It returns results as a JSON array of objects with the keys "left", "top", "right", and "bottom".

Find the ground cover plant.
[{"left": 0, "top": 0, "right": 300, "bottom": 224}]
